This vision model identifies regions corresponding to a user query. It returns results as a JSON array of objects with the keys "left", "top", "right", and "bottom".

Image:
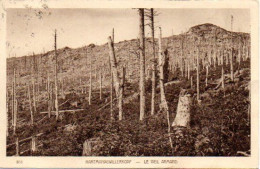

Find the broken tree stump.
[
  {"left": 15, "top": 137, "right": 19, "bottom": 156},
  {"left": 82, "top": 138, "right": 101, "bottom": 156},
  {"left": 172, "top": 89, "right": 192, "bottom": 128},
  {"left": 31, "top": 135, "right": 37, "bottom": 153}
]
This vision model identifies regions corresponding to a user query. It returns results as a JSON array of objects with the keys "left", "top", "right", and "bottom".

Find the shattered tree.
[
  {"left": 108, "top": 36, "right": 124, "bottom": 121},
  {"left": 139, "top": 8, "right": 146, "bottom": 121}
]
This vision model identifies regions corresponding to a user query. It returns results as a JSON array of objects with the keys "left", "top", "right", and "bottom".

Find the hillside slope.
[{"left": 7, "top": 23, "right": 250, "bottom": 92}]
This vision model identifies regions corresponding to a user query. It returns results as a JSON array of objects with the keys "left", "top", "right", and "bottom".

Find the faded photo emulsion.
[{"left": 0, "top": 1, "right": 258, "bottom": 168}]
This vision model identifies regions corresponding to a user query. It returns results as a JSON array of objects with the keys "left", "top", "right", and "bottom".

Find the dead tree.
[
  {"left": 99, "top": 70, "right": 102, "bottom": 100},
  {"left": 82, "top": 138, "right": 101, "bottom": 156},
  {"left": 205, "top": 61, "right": 209, "bottom": 87},
  {"left": 88, "top": 55, "right": 92, "bottom": 105},
  {"left": 6, "top": 92, "right": 9, "bottom": 137},
  {"left": 158, "top": 27, "right": 173, "bottom": 151},
  {"left": 225, "top": 49, "right": 229, "bottom": 65},
  {"left": 108, "top": 36, "right": 123, "bottom": 120},
  {"left": 32, "top": 77, "right": 36, "bottom": 113},
  {"left": 54, "top": 30, "right": 59, "bottom": 121},
  {"left": 50, "top": 83, "right": 54, "bottom": 116},
  {"left": 238, "top": 42, "right": 241, "bottom": 65},
  {"left": 112, "top": 28, "right": 115, "bottom": 42},
  {"left": 28, "top": 83, "right": 34, "bottom": 125},
  {"left": 138, "top": 8, "right": 146, "bottom": 121},
  {"left": 15, "top": 137, "right": 19, "bottom": 156},
  {"left": 12, "top": 68, "right": 17, "bottom": 135},
  {"left": 122, "top": 66, "right": 126, "bottom": 94},
  {"left": 36, "top": 55, "right": 40, "bottom": 95},
  {"left": 172, "top": 89, "right": 192, "bottom": 127},
  {"left": 145, "top": 8, "right": 158, "bottom": 115},
  {"left": 187, "top": 59, "right": 190, "bottom": 80},
  {"left": 191, "top": 76, "right": 193, "bottom": 89},
  {"left": 158, "top": 27, "right": 170, "bottom": 123},
  {"left": 230, "top": 15, "right": 234, "bottom": 82},
  {"left": 110, "top": 70, "right": 114, "bottom": 120},
  {"left": 95, "top": 65, "right": 97, "bottom": 79},
  {"left": 11, "top": 68, "right": 16, "bottom": 127},
  {"left": 32, "top": 53, "right": 38, "bottom": 113},
  {"left": 31, "top": 135, "right": 37, "bottom": 153},
  {"left": 196, "top": 46, "right": 200, "bottom": 102},
  {"left": 221, "top": 47, "right": 225, "bottom": 89},
  {"left": 150, "top": 8, "right": 156, "bottom": 116},
  {"left": 180, "top": 34, "right": 184, "bottom": 76},
  {"left": 108, "top": 42, "right": 114, "bottom": 120},
  {"left": 13, "top": 98, "right": 17, "bottom": 135},
  {"left": 47, "top": 72, "right": 51, "bottom": 118},
  {"left": 61, "top": 78, "right": 65, "bottom": 99}
]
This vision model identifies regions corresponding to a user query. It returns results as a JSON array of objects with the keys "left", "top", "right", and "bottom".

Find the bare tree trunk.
[
  {"left": 225, "top": 50, "right": 229, "bottom": 65},
  {"left": 89, "top": 59, "right": 92, "bottom": 105},
  {"left": 45, "top": 76, "right": 48, "bottom": 91},
  {"left": 230, "top": 15, "right": 234, "bottom": 82},
  {"left": 118, "top": 66, "right": 126, "bottom": 119},
  {"left": 51, "top": 83, "right": 54, "bottom": 113},
  {"left": 202, "top": 57, "right": 205, "bottom": 70},
  {"left": 6, "top": 91, "right": 9, "bottom": 137},
  {"left": 238, "top": 45, "right": 241, "bottom": 65},
  {"left": 208, "top": 49, "right": 212, "bottom": 66},
  {"left": 13, "top": 68, "right": 17, "bottom": 135},
  {"left": 32, "top": 78, "right": 36, "bottom": 113},
  {"left": 138, "top": 8, "right": 145, "bottom": 121},
  {"left": 47, "top": 73, "right": 51, "bottom": 118},
  {"left": 54, "top": 30, "right": 59, "bottom": 121},
  {"left": 12, "top": 69, "right": 16, "bottom": 127},
  {"left": 205, "top": 64, "right": 208, "bottom": 87},
  {"left": 13, "top": 98, "right": 17, "bottom": 135},
  {"left": 185, "top": 59, "right": 188, "bottom": 78},
  {"left": 37, "top": 57, "right": 40, "bottom": 94},
  {"left": 230, "top": 49, "right": 234, "bottom": 82},
  {"left": 158, "top": 27, "right": 170, "bottom": 121},
  {"left": 122, "top": 66, "right": 126, "bottom": 94},
  {"left": 158, "top": 27, "right": 173, "bottom": 151},
  {"left": 110, "top": 71, "right": 113, "bottom": 120},
  {"left": 28, "top": 83, "right": 34, "bottom": 125},
  {"left": 221, "top": 49, "right": 225, "bottom": 89},
  {"left": 61, "top": 78, "right": 65, "bottom": 99},
  {"left": 108, "top": 44, "right": 114, "bottom": 120},
  {"left": 191, "top": 76, "right": 193, "bottom": 89},
  {"left": 99, "top": 71, "right": 102, "bottom": 100},
  {"left": 95, "top": 65, "right": 97, "bottom": 79},
  {"left": 150, "top": 8, "right": 156, "bottom": 116},
  {"left": 248, "top": 81, "right": 251, "bottom": 121},
  {"left": 187, "top": 60, "right": 190, "bottom": 80},
  {"left": 108, "top": 36, "right": 123, "bottom": 120},
  {"left": 213, "top": 50, "right": 216, "bottom": 68},
  {"left": 196, "top": 46, "right": 200, "bottom": 101},
  {"left": 112, "top": 28, "right": 114, "bottom": 42},
  {"left": 33, "top": 54, "right": 38, "bottom": 112}
]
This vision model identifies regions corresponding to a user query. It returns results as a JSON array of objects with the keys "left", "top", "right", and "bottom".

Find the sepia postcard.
[{"left": 0, "top": 0, "right": 258, "bottom": 168}]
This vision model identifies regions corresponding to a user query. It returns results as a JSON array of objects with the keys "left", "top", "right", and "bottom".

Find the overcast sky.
[{"left": 7, "top": 8, "right": 250, "bottom": 57}]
